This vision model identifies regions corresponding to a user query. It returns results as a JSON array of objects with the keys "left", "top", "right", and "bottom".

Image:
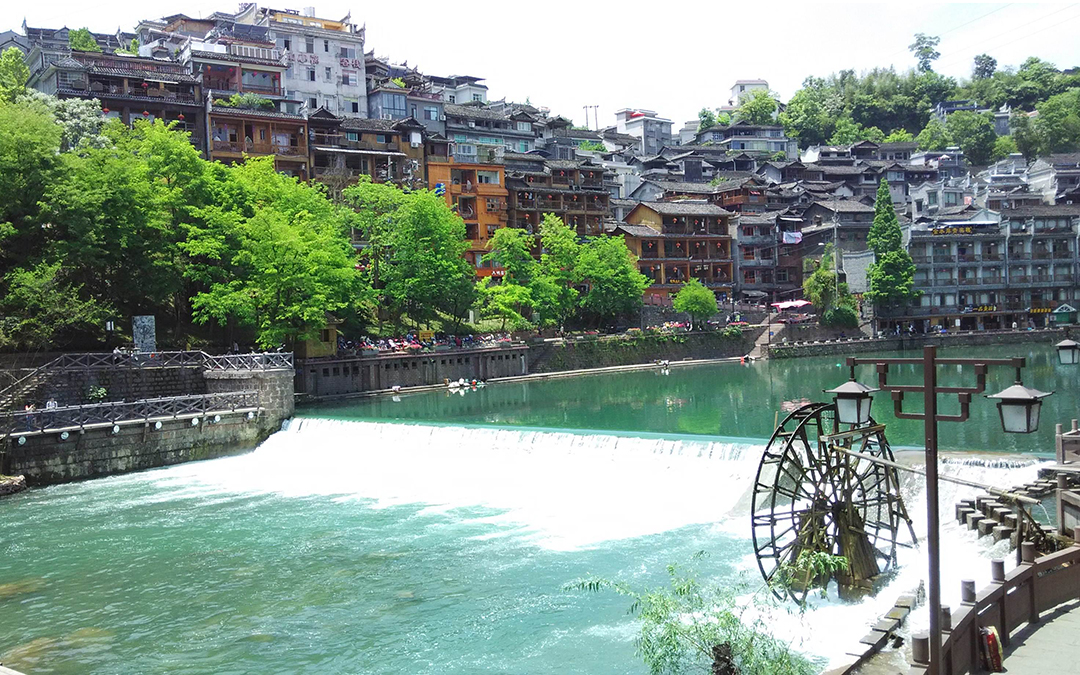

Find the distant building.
[
  {"left": 427, "top": 150, "right": 508, "bottom": 278},
  {"left": 728, "top": 79, "right": 769, "bottom": 107},
  {"left": 614, "top": 108, "right": 673, "bottom": 156},
  {"left": 694, "top": 121, "right": 797, "bottom": 158}
]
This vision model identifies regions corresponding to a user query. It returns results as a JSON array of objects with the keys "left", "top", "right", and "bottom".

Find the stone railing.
[
  {"left": 0, "top": 391, "right": 260, "bottom": 439},
  {"left": 908, "top": 537, "right": 1080, "bottom": 675}
]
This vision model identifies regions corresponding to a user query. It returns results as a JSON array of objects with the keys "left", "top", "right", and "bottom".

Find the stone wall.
[
  {"left": 296, "top": 347, "right": 528, "bottom": 397},
  {"left": 1, "top": 368, "right": 294, "bottom": 486},
  {"left": 767, "top": 328, "right": 1068, "bottom": 359},
  {"left": 23, "top": 365, "right": 208, "bottom": 408},
  {"left": 528, "top": 329, "right": 762, "bottom": 374},
  {"left": 2, "top": 413, "right": 273, "bottom": 485}
]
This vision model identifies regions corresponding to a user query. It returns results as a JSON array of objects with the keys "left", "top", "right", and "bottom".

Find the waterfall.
[{"left": 156, "top": 418, "right": 767, "bottom": 551}]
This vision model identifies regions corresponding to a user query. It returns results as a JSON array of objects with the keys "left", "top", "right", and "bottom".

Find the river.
[{"left": 0, "top": 344, "right": 1067, "bottom": 673}]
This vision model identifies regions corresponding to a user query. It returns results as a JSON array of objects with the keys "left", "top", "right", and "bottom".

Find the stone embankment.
[{"left": 767, "top": 327, "right": 1069, "bottom": 359}]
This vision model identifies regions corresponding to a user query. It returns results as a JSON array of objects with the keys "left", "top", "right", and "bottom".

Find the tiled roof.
[
  {"left": 86, "top": 65, "right": 200, "bottom": 83},
  {"left": 341, "top": 117, "right": 398, "bottom": 131},
  {"left": 878, "top": 142, "right": 918, "bottom": 151},
  {"left": 444, "top": 103, "right": 509, "bottom": 121},
  {"left": 209, "top": 105, "right": 305, "bottom": 121},
  {"left": 809, "top": 199, "right": 875, "bottom": 213},
  {"left": 637, "top": 201, "right": 733, "bottom": 216},
  {"left": 999, "top": 204, "right": 1080, "bottom": 218},
  {"left": 189, "top": 50, "right": 285, "bottom": 68},
  {"left": 613, "top": 223, "right": 661, "bottom": 238},
  {"left": 1042, "top": 153, "right": 1080, "bottom": 166},
  {"left": 651, "top": 180, "right": 719, "bottom": 194}
]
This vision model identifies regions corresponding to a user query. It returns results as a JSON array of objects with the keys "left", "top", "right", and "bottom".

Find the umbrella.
[{"left": 771, "top": 300, "right": 812, "bottom": 310}]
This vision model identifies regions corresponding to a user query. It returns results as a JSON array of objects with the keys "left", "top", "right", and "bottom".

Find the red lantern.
[
  {"left": 141, "top": 81, "right": 149, "bottom": 88},
  {"left": 142, "top": 110, "right": 150, "bottom": 117},
  {"left": 177, "top": 113, "right": 185, "bottom": 121},
  {"left": 101, "top": 107, "right": 109, "bottom": 114}
]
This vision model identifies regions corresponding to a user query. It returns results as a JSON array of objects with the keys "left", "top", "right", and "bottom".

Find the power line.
[
  {"left": 876, "top": 3, "right": 1017, "bottom": 66},
  {"left": 935, "top": 2, "right": 1080, "bottom": 71}
]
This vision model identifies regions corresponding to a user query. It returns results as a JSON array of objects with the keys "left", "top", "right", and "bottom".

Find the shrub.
[{"left": 822, "top": 306, "right": 858, "bottom": 328}]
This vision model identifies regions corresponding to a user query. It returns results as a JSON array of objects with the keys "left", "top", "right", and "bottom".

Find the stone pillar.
[{"left": 203, "top": 368, "right": 294, "bottom": 426}]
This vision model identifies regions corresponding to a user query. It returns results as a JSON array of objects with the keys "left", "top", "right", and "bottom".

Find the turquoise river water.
[{"left": 0, "top": 344, "right": 1071, "bottom": 673}]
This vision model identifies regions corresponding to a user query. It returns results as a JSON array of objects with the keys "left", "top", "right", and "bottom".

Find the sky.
[{"left": 5, "top": 1, "right": 1080, "bottom": 130}]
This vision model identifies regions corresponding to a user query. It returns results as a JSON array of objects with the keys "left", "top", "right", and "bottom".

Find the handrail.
[
  {"left": 908, "top": 535, "right": 1080, "bottom": 674},
  {"left": 0, "top": 391, "right": 260, "bottom": 438}
]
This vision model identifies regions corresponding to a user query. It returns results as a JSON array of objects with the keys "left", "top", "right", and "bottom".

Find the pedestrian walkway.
[{"left": 999, "top": 598, "right": 1080, "bottom": 674}]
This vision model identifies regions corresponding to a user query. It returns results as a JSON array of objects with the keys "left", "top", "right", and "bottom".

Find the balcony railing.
[{"left": 241, "top": 83, "right": 283, "bottom": 96}]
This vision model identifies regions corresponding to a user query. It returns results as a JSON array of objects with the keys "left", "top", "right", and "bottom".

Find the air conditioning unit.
[
  {"left": 411, "top": 142, "right": 420, "bottom": 148},
  {"left": 382, "top": 113, "right": 393, "bottom": 120},
  {"left": 468, "top": 121, "right": 475, "bottom": 128},
  {"left": 440, "top": 114, "right": 447, "bottom": 121}
]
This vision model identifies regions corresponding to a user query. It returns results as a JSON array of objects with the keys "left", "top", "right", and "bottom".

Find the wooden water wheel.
[{"left": 751, "top": 402, "right": 916, "bottom": 603}]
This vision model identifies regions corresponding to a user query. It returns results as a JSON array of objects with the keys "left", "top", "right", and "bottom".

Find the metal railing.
[{"left": 0, "top": 391, "right": 260, "bottom": 438}]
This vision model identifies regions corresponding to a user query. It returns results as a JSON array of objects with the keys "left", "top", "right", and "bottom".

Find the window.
[
  {"left": 472, "top": 93, "right": 482, "bottom": 102},
  {"left": 339, "top": 47, "right": 355, "bottom": 59},
  {"left": 351, "top": 101, "right": 360, "bottom": 114},
  {"left": 282, "top": 37, "right": 291, "bottom": 51},
  {"left": 424, "top": 106, "right": 439, "bottom": 121},
  {"left": 323, "top": 39, "right": 329, "bottom": 52},
  {"left": 519, "top": 141, "right": 529, "bottom": 152},
  {"left": 345, "top": 132, "right": 358, "bottom": 141},
  {"left": 776, "top": 269, "right": 789, "bottom": 283},
  {"left": 309, "top": 97, "right": 317, "bottom": 109},
  {"left": 486, "top": 198, "right": 501, "bottom": 212},
  {"left": 928, "top": 192, "right": 938, "bottom": 206},
  {"left": 456, "top": 143, "right": 477, "bottom": 156},
  {"left": 307, "top": 68, "right": 316, "bottom": 82},
  {"left": 516, "top": 121, "right": 531, "bottom": 132},
  {"left": 325, "top": 67, "right": 332, "bottom": 81},
  {"left": 383, "top": 93, "right": 407, "bottom": 118},
  {"left": 742, "top": 226, "right": 754, "bottom": 237},
  {"left": 477, "top": 170, "right": 500, "bottom": 185},
  {"left": 305, "top": 37, "right": 315, "bottom": 53},
  {"left": 944, "top": 192, "right": 958, "bottom": 206},
  {"left": 342, "top": 71, "right": 355, "bottom": 86}
]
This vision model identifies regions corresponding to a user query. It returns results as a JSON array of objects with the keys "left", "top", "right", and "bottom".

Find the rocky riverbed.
[{"left": 0, "top": 475, "right": 27, "bottom": 497}]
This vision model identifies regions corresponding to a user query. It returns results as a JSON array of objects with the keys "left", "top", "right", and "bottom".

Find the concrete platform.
[{"left": 1000, "top": 598, "right": 1080, "bottom": 674}]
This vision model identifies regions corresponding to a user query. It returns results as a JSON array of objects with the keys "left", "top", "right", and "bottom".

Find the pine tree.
[{"left": 865, "top": 179, "right": 919, "bottom": 306}]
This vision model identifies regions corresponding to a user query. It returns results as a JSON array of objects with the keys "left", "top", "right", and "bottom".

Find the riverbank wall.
[
  {"left": 527, "top": 329, "right": 761, "bottom": 373},
  {"left": 766, "top": 327, "right": 1069, "bottom": 359},
  {"left": 1, "top": 354, "right": 294, "bottom": 486}
]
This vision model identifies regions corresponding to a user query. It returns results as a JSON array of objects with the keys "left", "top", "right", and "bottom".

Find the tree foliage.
[
  {"left": 696, "top": 107, "right": 717, "bottom": 133},
  {"left": 909, "top": 33, "right": 941, "bottom": 72},
  {"left": 973, "top": 54, "right": 997, "bottom": 80},
  {"left": 0, "top": 262, "right": 108, "bottom": 350},
  {"left": 0, "top": 46, "right": 29, "bottom": 104},
  {"left": 671, "top": 279, "right": 717, "bottom": 328},
  {"left": 829, "top": 117, "right": 884, "bottom": 145},
  {"left": 915, "top": 117, "right": 951, "bottom": 151},
  {"left": 802, "top": 244, "right": 848, "bottom": 315},
  {"left": 568, "top": 560, "right": 819, "bottom": 675},
  {"left": 734, "top": 89, "right": 778, "bottom": 125},
  {"left": 865, "top": 180, "right": 918, "bottom": 307},
  {"left": 945, "top": 110, "right": 997, "bottom": 165},
  {"left": 67, "top": 28, "right": 101, "bottom": 53}
]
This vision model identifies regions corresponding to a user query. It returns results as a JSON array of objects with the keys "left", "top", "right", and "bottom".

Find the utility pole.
[
  {"left": 592, "top": 105, "right": 600, "bottom": 132},
  {"left": 582, "top": 105, "right": 591, "bottom": 130}
]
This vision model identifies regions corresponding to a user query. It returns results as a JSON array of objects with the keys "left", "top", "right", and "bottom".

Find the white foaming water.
[
  {"left": 142, "top": 419, "right": 1047, "bottom": 669},
  {"left": 150, "top": 418, "right": 765, "bottom": 551}
]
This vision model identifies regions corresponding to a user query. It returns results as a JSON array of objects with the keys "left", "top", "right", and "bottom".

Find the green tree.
[
  {"left": 945, "top": 110, "right": 997, "bottom": 165},
  {"left": 568, "top": 561, "right": 819, "bottom": 675},
  {"left": 67, "top": 28, "right": 101, "bottom": 53},
  {"left": 531, "top": 214, "right": 580, "bottom": 329},
  {"left": 1034, "top": 90, "right": 1080, "bottom": 153},
  {"left": 1011, "top": 111, "right": 1042, "bottom": 159},
  {"left": 475, "top": 277, "right": 532, "bottom": 331},
  {"left": 909, "top": 33, "right": 940, "bottom": 72},
  {"left": 868, "top": 179, "right": 901, "bottom": 257},
  {"left": 828, "top": 117, "right": 884, "bottom": 145},
  {"left": 734, "top": 89, "right": 777, "bottom": 125},
  {"left": 915, "top": 117, "right": 951, "bottom": 150},
  {"left": 24, "top": 91, "right": 108, "bottom": 150},
  {"left": 865, "top": 181, "right": 918, "bottom": 308},
  {"left": 991, "top": 134, "right": 1019, "bottom": 161},
  {"left": 0, "top": 261, "right": 108, "bottom": 350},
  {"left": 778, "top": 80, "right": 833, "bottom": 146},
  {"left": 484, "top": 226, "right": 536, "bottom": 284},
  {"left": 803, "top": 244, "right": 841, "bottom": 314},
  {"left": 697, "top": 107, "right": 717, "bottom": 132},
  {"left": 576, "top": 235, "right": 649, "bottom": 326},
  {"left": 671, "top": 279, "right": 717, "bottom": 329},
  {"left": 883, "top": 128, "right": 915, "bottom": 143},
  {"left": 0, "top": 96, "right": 62, "bottom": 270},
  {"left": 973, "top": 54, "right": 997, "bottom": 80},
  {"left": 0, "top": 46, "right": 29, "bottom": 103},
  {"left": 380, "top": 190, "right": 475, "bottom": 329},
  {"left": 215, "top": 92, "right": 275, "bottom": 110},
  {"left": 186, "top": 158, "right": 360, "bottom": 347}
]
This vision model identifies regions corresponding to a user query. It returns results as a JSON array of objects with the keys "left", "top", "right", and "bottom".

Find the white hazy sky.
[{"left": 5, "top": 2, "right": 1080, "bottom": 129}]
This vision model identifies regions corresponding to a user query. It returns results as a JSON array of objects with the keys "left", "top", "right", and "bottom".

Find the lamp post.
[
  {"left": 1056, "top": 338, "right": 1080, "bottom": 365},
  {"left": 827, "top": 345, "right": 1049, "bottom": 675}
]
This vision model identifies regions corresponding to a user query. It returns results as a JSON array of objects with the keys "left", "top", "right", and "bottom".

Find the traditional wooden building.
[
  {"left": 208, "top": 104, "right": 309, "bottom": 179},
  {"left": 427, "top": 150, "right": 509, "bottom": 277},
  {"left": 505, "top": 158, "right": 609, "bottom": 237},
  {"left": 614, "top": 201, "right": 735, "bottom": 305}
]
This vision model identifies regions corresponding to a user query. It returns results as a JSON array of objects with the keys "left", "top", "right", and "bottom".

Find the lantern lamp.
[
  {"left": 1056, "top": 339, "right": 1080, "bottom": 365},
  {"left": 824, "top": 379, "right": 879, "bottom": 425},
  {"left": 177, "top": 113, "right": 185, "bottom": 121},
  {"left": 142, "top": 110, "right": 150, "bottom": 117},
  {"left": 101, "top": 107, "right": 109, "bottom": 114},
  {"left": 987, "top": 383, "right": 1052, "bottom": 434}
]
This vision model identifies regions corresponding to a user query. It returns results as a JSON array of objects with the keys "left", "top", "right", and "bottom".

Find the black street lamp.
[
  {"left": 832, "top": 346, "right": 1050, "bottom": 675},
  {"left": 1056, "top": 339, "right": 1080, "bottom": 365},
  {"left": 987, "top": 382, "right": 1052, "bottom": 434},
  {"left": 824, "top": 378, "right": 879, "bottom": 425}
]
